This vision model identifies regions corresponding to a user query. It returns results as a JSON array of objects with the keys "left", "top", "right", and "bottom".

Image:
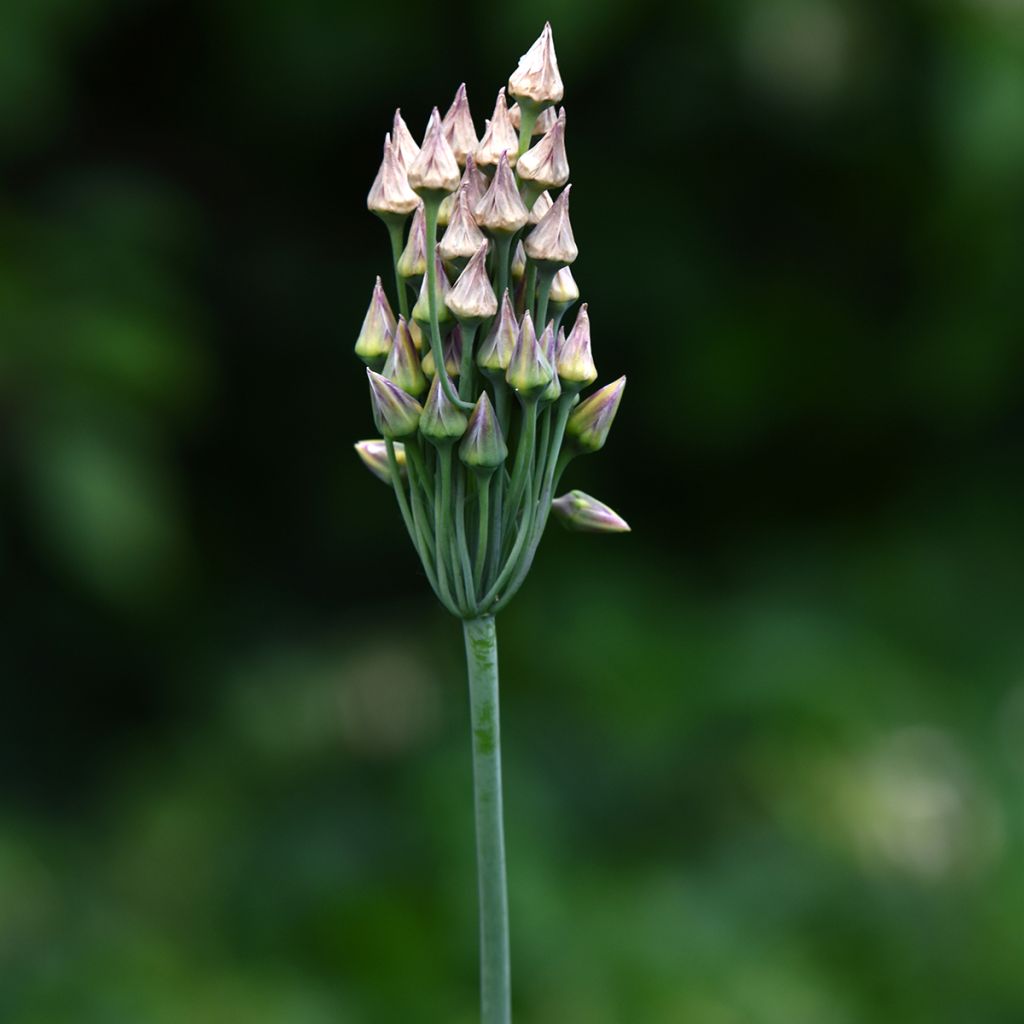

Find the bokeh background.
[{"left": 4, "top": 0, "right": 1024, "bottom": 1020}]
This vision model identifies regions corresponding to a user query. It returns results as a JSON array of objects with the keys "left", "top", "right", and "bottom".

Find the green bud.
[
  {"left": 367, "top": 134, "right": 420, "bottom": 220},
  {"left": 539, "top": 323, "right": 561, "bottom": 403},
  {"left": 354, "top": 276, "right": 397, "bottom": 366},
  {"left": 419, "top": 376, "right": 469, "bottom": 445},
  {"left": 421, "top": 329, "right": 462, "bottom": 379},
  {"left": 505, "top": 310, "right": 553, "bottom": 399},
  {"left": 508, "top": 22, "right": 564, "bottom": 108},
  {"left": 510, "top": 102, "right": 556, "bottom": 137},
  {"left": 565, "top": 375, "right": 625, "bottom": 453},
  {"left": 438, "top": 183, "right": 486, "bottom": 266},
  {"left": 382, "top": 317, "right": 427, "bottom": 397},
  {"left": 397, "top": 203, "right": 427, "bottom": 283},
  {"left": 477, "top": 290, "right": 518, "bottom": 375},
  {"left": 474, "top": 151, "right": 529, "bottom": 236},
  {"left": 556, "top": 303, "right": 596, "bottom": 389},
  {"left": 459, "top": 393, "right": 507, "bottom": 472},
  {"left": 475, "top": 88, "right": 519, "bottom": 172},
  {"left": 551, "top": 490, "right": 630, "bottom": 533},
  {"left": 524, "top": 184, "right": 577, "bottom": 269},
  {"left": 408, "top": 108, "right": 461, "bottom": 198},
  {"left": 517, "top": 108, "right": 568, "bottom": 192},
  {"left": 391, "top": 109, "right": 421, "bottom": 168},
  {"left": 367, "top": 368, "right": 423, "bottom": 439},
  {"left": 446, "top": 243, "right": 498, "bottom": 324},
  {"left": 442, "top": 83, "right": 479, "bottom": 168},
  {"left": 355, "top": 439, "right": 406, "bottom": 484},
  {"left": 412, "top": 252, "right": 452, "bottom": 325}
]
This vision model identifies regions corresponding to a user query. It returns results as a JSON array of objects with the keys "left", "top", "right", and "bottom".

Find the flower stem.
[
  {"left": 462, "top": 614, "right": 511, "bottom": 1024},
  {"left": 386, "top": 217, "right": 410, "bottom": 321}
]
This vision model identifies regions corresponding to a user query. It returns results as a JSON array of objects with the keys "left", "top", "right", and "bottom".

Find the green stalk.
[
  {"left": 492, "top": 235, "right": 513, "bottom": 306},
  {"left": 473, "top": 473, "right": 491, "bottom": 597},
  {"left": 503, "top": 400, "right": 537, "bottom": 535},
  {"left": 534, "top": 268, "right": 554, "bottom": 328},
  {"left": 459, "top": 323, "right": 478, "bottom": 402},
  {"left": 386, "top": 217, "right": 410, "bottom": 320},
  {"left": 434, "top": 446, "right": 456, "bottom": 611},
  {"left": 462, "top": 615, "right": 511, "bottom": 1024},
  {"left": 454, "top": 466, "right": 475, "bottom": 611}
]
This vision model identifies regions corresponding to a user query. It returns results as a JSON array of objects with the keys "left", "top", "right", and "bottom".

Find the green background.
[{"left": 3, "top": 0, "right": 1024, "bottom": 1021}]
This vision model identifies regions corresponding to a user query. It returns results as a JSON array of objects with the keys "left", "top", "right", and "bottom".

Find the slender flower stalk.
[{"left": 353, "top": 25, "right": 627, "bottom": 1024}]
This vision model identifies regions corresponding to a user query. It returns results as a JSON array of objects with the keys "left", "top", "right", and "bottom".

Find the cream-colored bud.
[
  {"left": 510, "top": 103, "right": 556, "bottom": 136},
  {"left": 556, "top": 303, "right": 596, "bottom": 388},
  {"left": 508, "top": 22, "right": 564, "bottom": 107},
  {"left": 442, "top": 83, "right": 479, "bottom": 168},
  {"left": 516, "top": 108, "right": 568, "bottom": 191},
  {"left": 477, "top": 290, "right": 518, "bottom": 374},
  {"left": 408, "top": 108, "right": 461, "bottom": 197},
  {"left": 367, "top": 134, "right": 420, "bottom": 219},
  {"left": 475, "top": 89, "right": 519, "bottom": 171},
  {"left": 396, "top": 202, "right": 427, "bottom": 281},
  {"left": 524, "top": 184, "right": 577, "bottom": 267},
  {"left": 527, "top": 189, "right": 552, "bottom": 227},
  {"left": 474, "top": 152, "right": 529, "bottom": 236},
  {"left": 438, "top": 184, "right": 487, "bottom": 264},
  {"left": 391, "top": 109, "right": 420, "bottom": 168},
  {"left": 446, "top": 243, "right": 498, "bottom": 324},
  {"left": 549, "top": 266, "right": 579, "bottom": 306}
]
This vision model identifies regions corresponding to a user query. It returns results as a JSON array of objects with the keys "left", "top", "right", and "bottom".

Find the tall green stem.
[
  {"left": 463, "top": 615, "right": 511, "bottom": 1024},
  {"left": 386, "top": 218, "right": 410, "bottom": 320}
]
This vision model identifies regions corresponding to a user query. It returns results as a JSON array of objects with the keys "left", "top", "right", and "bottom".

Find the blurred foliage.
[{"left": 3, "top": 0, "right": 1024, "bottom": 1020}]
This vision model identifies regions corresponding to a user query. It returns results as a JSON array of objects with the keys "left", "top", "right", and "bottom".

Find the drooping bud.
[
  {"left": 524, "top": 184, "right": 577, "bottom": 268},
  {"left": 442, "top": 83, "right": 479, "bottom": 168},
  {"left": 397, "top": 203, "right": 427, "bottom": 282},
  {"left": 391, "top": 109, "right": 421, "bottom": 168},
  {"left": 446, "top": 243, "right": 498, "bottom": 324},
  {"left": 474, "top": 151, "right": 529, "bottom": 236},
  {"left": 438, "top": 184, "right": 487, "bottom": 266},
  {"left": 565, "top": 375, "right": 625, "bottom": 453},
  {"left": 506, "top": 310, "right": 553, "bottom": 399},
  {"left": 539, "top": 322, "right": 561, "bottom": 402},
  {"left": 355, "top": 439, "right": 407, "bottom": 484},
  {"left": 549, "top": 266, "right": 579, "bottom": 310},
  {"left": 459, "top": 393, "right": 507, "bottom": 472},
  {"left": 516, "top": 109, "right": 569, "bottom": 191},
  {"left": 527, "top": 189, "right": 552, "bottom": 226},
  {"left": 475, "top": 89, "right": 519, "bottom": 171},
  {"left": 421, "top": 329, "right": 462, "bottom": 379},
  {"left": 477, "top": 290, "right": 518, "bottom": 376},
  {"left": 407, "top": 108, "right": 461, "bottom": 198},
  {"left": 355, "top": 276, "right": 397, "bottom": 365},
  {"left": 552, "top": 490, "right": 630, "bottom": 533},
  {"left": 510, "top": 103, "right": 556, "bottom": 136},
  {"left": 367, "top": 134, "right": 420, "bottom": 219},
  {"left": 508, "top": 22, "right": 564, "bottom": 108},
  {"left": 412, "top": 252, "right": 452, "bottom": 325},
  {"left": 367, "top": 368, "right": 423, "bottom": 438},
  {"left": 510, "top": 240, "right": 527, "bottom": 282},
  {"left": 382, "top": 317, "right": 427, "bottom": 397},
  {"left": 419, "top": 376, "right": 469, "bottom": 445},
  {"left": 556, "top": 303, "right": 596, "bottom": 389}
]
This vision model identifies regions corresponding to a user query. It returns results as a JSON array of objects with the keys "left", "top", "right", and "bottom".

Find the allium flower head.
[
  {"left": 477, "top": 291, "right": 518, "bottom": 374},
  {"left": 408, "top": 108, "right": 461, "bottom": 197},
  {"left": 446, "top": 243, "right": 498, "bottom": 324},
  {"left": 420, "top": 375, "right": 469, "bottom": 444},
  {"left": 354, "top": 276, "right": 397, "bottom": 365},
  {"left": 367, "top": 134, "right": 420, "bottom": 219},
  {"left": 367, "top": 368, "right": 424, "bottom": 439},
  {"left": 524, "top": 184, "right": 577, "bottom": 267},
  {"left": 556, "top": 303, "right": 596, "bottom": 388},
  {"left": 566, "top": 375, "right": 626, "bottom": 452},
  {"left": 475, "top": 89, "right": 519, "bottom": 171},
  {"left": 552, "top": 490, "right": 630, "bottom": 533},
  {"left": 508, "top": 22, "right": 564, "bottom": 107},
  {"left": 442, "top": 83, "right": 479, "bottom": 168},
  {"left": 391, "top": 108, "right": 421, "bottom": 168},
  {"left": 438, "top": 184, "right": 487, "bottom": 265},
  {"left": 397, "top": 203, "right": 427, "bottom": 281},
  {"left": 474, "top": 152, "right": 528, "bottom": 236},
  {"left": 516, "top": 108, "right": 569, "bottom": 191},
  {"left": 382, "top": 317, "right": 427, "bottom": 397},
  {"left": 354, "top": 439, "right": 407, "bottom": 484},
  {"left": 506, "top": 310, "right": 553, "bottom": 399},
  {"left": 459, "top": 393, "right": 507, "bottom": 471}
]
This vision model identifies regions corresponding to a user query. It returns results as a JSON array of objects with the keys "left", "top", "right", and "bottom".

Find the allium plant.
[{"left": 354, "top": 24, "right": 627, "bottom": 1023}]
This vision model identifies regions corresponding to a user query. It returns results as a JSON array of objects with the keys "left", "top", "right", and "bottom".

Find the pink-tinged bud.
[
  {"left": 510, "top": 103, "right": 556, "bottom": 136},
  {"left": 477, "top": 290, "right": 518, "bottom": 374},
  {"left": 459, "top": 393, "right": 507, "bottom": 472},
  {"left": 508, "top": 22, "right": 564, "bottom": 108},
  {"left": 510, "top": 240, "right": 527, "bottom": 282},
  {"left": 524, "top": 184, "right": 577, "bottom": 268},
  {"left": 442, "top": 83, "right": 479, "bottom": 168},
  {"left": 474, "top": 151, "right": 529, "bottom": 236},
  {"left": 367, "top": 368, "right": 423, "bottom": 439},
  {"left": 446, "top": 243, "right": 498, "bottom": 324},
  {"left": 566, "top": 375, "right": 625, "bottom": 453},
  {"left": 556, "top": 303, "right": 596, "bottom": 388},
  {"left": 408, "top": 108, "right": 461, "bottom": 197},
  {"left": 412, "top": 251, "right": 453, "bottom": 325},
  {"left": 549, "top": 266, "right": 579, "bottom": 309},
  {"left": 355, "top": 276, "right": 397, "bottom": 365},
  {"left": 397, "top": 203, "right": 427, "bottom": 282},
  {"left": 367, "top": 134, "right": 420, "bottom": 219},
  {"left": 382, "top": 317, "right": 427, "bottom": 397},
  {"left": 421, "top": 329, "right": 462, "bottom": 379},
  {"left": 438, "top": 184, "right": 487, "bottom": 265},
  {"left": 516, "top": 109, "right": 569, "bottom": 191},
  {"left": 527, "top": 189, "right": 552, "bottom": 226},
  {"left": 475, "top": 89, "right": 519, "bottom": 171},
  {"left": 506, "top": 310, "right": 553, "bottom": 399},
  {"left": 355, "top": 439, "right": 407, "bottom": 484},
  {"left": 391, "top": 109, "right": 421, "bottom": 168},
  {"left": 539, "top": 322, "right": 561, "bottom": 403},
  {"left": 552, "top": 490, "right": 630, "bottom": 533},
  {"left": 460, "top": 154, "right": 488, "bottom": 209},
  {"left": 419, "top": 375, "right": 469, "bottom": 445}
]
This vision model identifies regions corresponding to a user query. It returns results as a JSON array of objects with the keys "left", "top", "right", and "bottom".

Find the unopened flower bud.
[
  {"left": 408, "top": 318, "right": 425, "bottom": 352},
  {"left": 475, "top": 89, "right": 519, "bottom": 171},
  {"left": 527, "top": 189, "right": 552, "bottom": 226},
  {"left": 355, "top": 276, "right": 397, "bottom": 365},
  {"left": 556, "top": 303, "right": 597, "bottom": 389},
  {"left": 412, "top": 251, "right": 453, "bottom": 325},
  {"left": 510, "top": 103, "right": 556, "bottom": 136},
  {"left": 551, "top": 490, "right": 630, "bottom": 533},
  {"left": 446, "top": 243, "right": 497, "bottom": 324},
  {"left": 459, "top": 393, "right": 507, "bottom": 472},
  {"left": 565, "top": 375, "right": 625, "bottom": 453},
  {"left": 382, "top": 317, "right": 427, "bottom": 396},
  {"left": 391, "top": 109, "right": 421, "bottom": 168},
  {"left": 508, "top": 22, "right": 564, "bottom": 108},
  {"left": 408, "top": 108, "right": 461, "bottom": 198},
  {"left": 367, "top": 134, "right": 420, "bottom": 220},
  {"left": 549, "top": 266, "right": 579, "bottom": 313},
  {"left": 367, "top": 368, "right": 423, "bottom": 438},
  {"left": 516, "top": 109, "right": 568, "bottom": 191},
  {"left": 477, "top": 290, "right": 518, "bottom": 375},
  {"left": 506, "top": 310, "right": 553, "bottom": 399},
  {"left": 355, "top": 439, "right": 407, "bottom": 484},
  {"left": 442, "top": 83, "right": 479, "bottom": 168},
  {"left": 539, "top": 322, "right": 561, "bottom": 403},
  {"left": 510, "top": 240, "right": 527, "bottom": 282},
  {"left": 421, "top": 329, "right": 462, "bottom": 379},
  {"left": 397, "top": 203, "right": 427, "bottom": 282},
  {"left": 419, "top": 375, "right": 469, "bottom": 445},
  {"left": 438, "top": 184, "right": 487, "bottom": 266},
  {"left": 524, "top": 184, "right": 577, "bottom": 268},
  {"left": 474, "top": 152, "right": 529, "bottom": 236},
  {"left": 461, "top": 155, "right": 487, "bottom": 209}
]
